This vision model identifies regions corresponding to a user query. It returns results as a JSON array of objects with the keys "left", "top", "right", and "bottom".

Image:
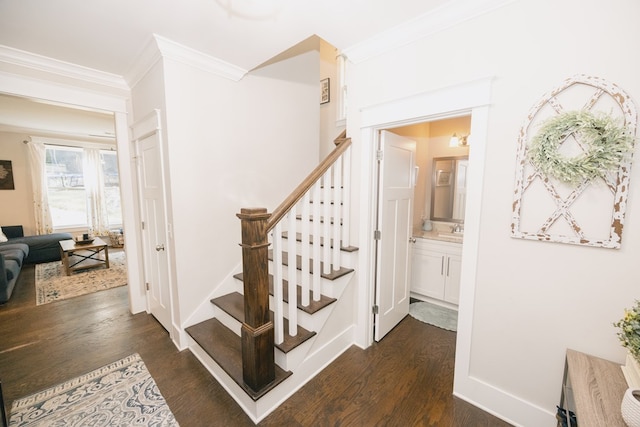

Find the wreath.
[{"left": 527, "top": 110, "right": 634, "bottom": 185}]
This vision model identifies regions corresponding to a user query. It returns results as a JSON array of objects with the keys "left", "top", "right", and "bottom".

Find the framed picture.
[
  {"left": 0, "top": 160, "right": 15, "bottom": 190},
  {"left": 320, "top": 78, "right": 330, "bottom": 104},
  {"left": 436, "top": 170, "right": 451, "bottom": 186}
]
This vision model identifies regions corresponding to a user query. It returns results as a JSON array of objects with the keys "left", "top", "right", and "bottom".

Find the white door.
[
  {"left": 374, "top": 130, "right": 416, "bottom": 341},
  {"left": 136, "top": 131, "right": 172, "bottom": 332}
]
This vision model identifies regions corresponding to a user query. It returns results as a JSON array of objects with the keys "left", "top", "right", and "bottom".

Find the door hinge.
[
  {"left": 374, "top": 230, "right": 381, "bottom": 240},
  {"left": 145, "top": 282, "right": 150, "bottom": 291},
  {"left": 376, "top": 150, "right": 383, "bottom": 162},
  {"left": 372, "top": 305, "right": 379, "bottom": 315},
  {"left": 141, "top": 221, "right": 145, "bottom": 230}
]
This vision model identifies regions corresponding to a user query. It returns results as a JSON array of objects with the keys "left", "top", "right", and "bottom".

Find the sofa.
[{"left": 0, "top": 225, "right": 73, "bottom": 303}]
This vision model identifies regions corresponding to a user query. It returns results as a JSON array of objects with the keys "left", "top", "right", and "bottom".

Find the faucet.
[{"left": 452, "top": 224, "right": 464, "bottom": 233}]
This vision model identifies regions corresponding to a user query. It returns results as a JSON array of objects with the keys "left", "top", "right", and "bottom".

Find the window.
[
  {"left": 45, "top": 145, "right": 122, "bottom": 230},
  {"left": 46, "top": 146, "right": 87, "bottom": 228},
  {"left": 101, "top": 151, "right": 122, "bottom": 226}
]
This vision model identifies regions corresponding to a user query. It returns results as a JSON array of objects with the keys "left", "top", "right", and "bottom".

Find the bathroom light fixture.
[{"left": 449, "top": 133, "right": 469, "bottom": 147}]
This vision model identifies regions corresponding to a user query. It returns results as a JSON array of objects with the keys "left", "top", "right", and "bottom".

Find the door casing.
[{"left": 354, "top": 79, "right": 492, "bottom": 404}]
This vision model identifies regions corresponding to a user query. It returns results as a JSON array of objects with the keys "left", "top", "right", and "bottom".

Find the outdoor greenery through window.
[{"left": 45, "top": 145, "right": 122, "bottom": 229}]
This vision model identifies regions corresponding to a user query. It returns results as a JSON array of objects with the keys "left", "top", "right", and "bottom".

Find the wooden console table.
[{"left": 559, "top": 349, "right": 628, "bottom": 427}]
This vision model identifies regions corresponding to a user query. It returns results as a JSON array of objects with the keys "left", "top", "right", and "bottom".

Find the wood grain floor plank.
[{"left": 0, "top": 263, "right": 512, "bottom": 426}]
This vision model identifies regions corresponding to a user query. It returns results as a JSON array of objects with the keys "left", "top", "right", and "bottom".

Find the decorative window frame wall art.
[
  {"left": 511, "top": 75, "right": 638, "bottom": 249},
  {"left": 0, "top": 160, "right": 15, "bottom": 190}
]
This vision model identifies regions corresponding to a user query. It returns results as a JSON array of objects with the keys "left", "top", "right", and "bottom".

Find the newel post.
[{"left": 236, "top": 207, "right": 275, "bottom": 391}]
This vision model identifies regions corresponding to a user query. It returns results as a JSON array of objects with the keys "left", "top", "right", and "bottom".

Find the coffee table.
[{"left": 59, "top": 237, "right": 110, "bottom": 276}]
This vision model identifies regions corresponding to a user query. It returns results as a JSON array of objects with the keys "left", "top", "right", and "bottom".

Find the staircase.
[{"left": 185, "top": 133, "right": 357, "bottom": 423}]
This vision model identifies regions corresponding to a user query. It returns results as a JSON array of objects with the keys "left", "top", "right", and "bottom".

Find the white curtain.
[
  {"left": 83, "top": 148, "right": 109, "bottom": 235},
  {"left": 26, "top": 141, "right": 54, "bottom": 235}
]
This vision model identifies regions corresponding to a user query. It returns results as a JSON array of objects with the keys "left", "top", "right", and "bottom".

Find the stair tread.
[
  {"left": 211, "top": 292, "right": 317, "bottom": 353},
  {"left": 281, "top": 231, "right": 358, "bottom": 252},
  {"left": 185, "top": 318, "right": 292, "bottom": 401},
  {"left": 233, "top": 272, "right": 336, "bottom": 315},
  {"left": 268, "top": 250, "right": 354, "bottom": 280}
]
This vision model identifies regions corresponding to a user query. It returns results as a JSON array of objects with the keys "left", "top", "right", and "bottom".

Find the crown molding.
[
  {"left": 155, "top": 35, "right": 248, "bottom": 82},
  {"left": 124, "top": 35, "right": 164, "bottom": 88},
  {"left": 0, "top": 44, "right": 129, "bottom": 91},
  {"left": 342, "top": 0, "right": 518, "bottom": 64},
  {"left": 126, "top": 34, "right": 248, "bottom": 86}
]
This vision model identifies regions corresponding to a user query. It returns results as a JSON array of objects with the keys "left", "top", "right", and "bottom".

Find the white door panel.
[
  {"left": 137, "top": 131, "right": 172, "bottom": 333},
  {"left": 374, "top": 130, "right": 416, "bottom": 341}
]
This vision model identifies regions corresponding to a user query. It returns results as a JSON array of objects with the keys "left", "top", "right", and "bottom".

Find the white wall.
[
  {"left": 129, "top": 59, "right": 171, "bottom": 321},
  {"left": 158, "top": 50, "right": 320, "bottom": 323},
  {"left": 319, "top": 39, "right": 344, "bottom": 158},
  {"left": 0, "top": 132, "right": 35, "bottom": 232},
  {"left": 347, "top": 0, "right": 640, "bottom": 425}
]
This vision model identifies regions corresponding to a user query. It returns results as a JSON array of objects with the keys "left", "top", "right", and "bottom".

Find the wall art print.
[
  {"left": 0, "top": 160, "right": 15, "bottom": 190},
  {"left": 511, "top": 75, "right": 637, "bottom": 249},
  {"left": 320, "top": 78, "right": 330, "bottom": 104}
]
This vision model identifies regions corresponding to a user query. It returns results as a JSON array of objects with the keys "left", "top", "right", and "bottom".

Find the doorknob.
[{"left": 155, "top": 244, "right": 165, "bottom": 251}]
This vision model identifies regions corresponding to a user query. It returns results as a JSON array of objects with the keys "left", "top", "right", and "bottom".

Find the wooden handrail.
[
  {"left": 237, "top": 131, "right": 351, "bottom": 394},
  {"left": 267, "top": 135, "right": 351, "bottom": 232},
  {"left": 333, "top": 129, "right": 348, "bottom": 146}
]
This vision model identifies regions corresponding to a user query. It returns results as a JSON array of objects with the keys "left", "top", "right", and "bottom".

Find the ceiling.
[
  {"left": 0, "top": 0, "right": 449, "bottom": 139},
  {"left": 0, "top": 0, "right": 447, "bottom": 76}
]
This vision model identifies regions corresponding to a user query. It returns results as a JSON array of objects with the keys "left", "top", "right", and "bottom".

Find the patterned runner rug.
[
  {"left": 35, "top": 250, "right": 127, "bottom": 305},
  {"left": 9, "top": 353, "right": 179, "bottom": 426}
]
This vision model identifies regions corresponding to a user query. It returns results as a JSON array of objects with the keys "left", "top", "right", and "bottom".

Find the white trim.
[
  {"left": 126, "top": 34, "right": 250, "bottom": 88},
  {"left": 342, "top": 0, "right": 518, "bottom": 64},
  {"left": 155, "top": 35, "right": 248, "bottom": 82},
  {"left": 357, "top": 78, "right": 551, "bottom": 426},
  {"left": 130, "top": 109, "right": 162, "bottom": 141},
  {"left": 360, "top": 77, "right": 493, "bottom": 128},
  {"left": 124, "top": 35, "right": 164, "bottom": 89},
  {"left": 31, "top": 136, "right": 115, "bottom": 151},
  {"left": 0, "top": 67, "right": 145, "bottom": 323},
  {"left": 0, "top": 44, "right": 129, "bottom": 91},
  {"left": 0, "top": 71, "right": 128, "bottom": 113}
]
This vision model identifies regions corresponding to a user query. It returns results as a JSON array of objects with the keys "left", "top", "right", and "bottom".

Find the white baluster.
[
  {"left": 300, "top": 194, "right": 310, "bottom": 307},
  {"left": 312, "top": 181, "right": 322, "bottom": 301},
  {"left": 322, "top": 168, "right": 332, "bottom": 274},
  {"left": 272, "top": 224, "right": 284, "bottom": 345},
  {"left": 287, "top": 208, "right": 298, "bottom": 336},
  {"left": 342, "top": 147, "right": 351, "bottom": 248},
  {"left": 332, "top": 154, "right": 342, "bottom": 270}
]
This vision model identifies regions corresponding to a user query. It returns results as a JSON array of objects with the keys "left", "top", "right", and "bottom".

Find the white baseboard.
[{"left": 454, "top": 374, "right": 555, "bottom": 427}]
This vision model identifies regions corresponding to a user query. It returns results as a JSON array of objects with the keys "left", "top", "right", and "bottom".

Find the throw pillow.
[{"left": 0, "top": 230, "right": 7, "bottom": 243}]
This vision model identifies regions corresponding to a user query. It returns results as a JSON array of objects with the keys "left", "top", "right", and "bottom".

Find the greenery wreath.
[{"left": 527, "top": 110, "right": 635, "bottom": 185}]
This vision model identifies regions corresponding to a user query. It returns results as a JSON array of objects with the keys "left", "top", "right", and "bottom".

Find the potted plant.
[
  {"left": 615, "top": 302, "right": 640, "bottom": 426},
  {"left": 615, "top": 300, "right": 640, "bottom": 384}
]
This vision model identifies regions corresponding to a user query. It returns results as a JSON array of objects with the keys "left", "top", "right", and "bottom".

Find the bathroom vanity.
[{"left": 410, "top": 230, "right": 462, "bottom": 307}]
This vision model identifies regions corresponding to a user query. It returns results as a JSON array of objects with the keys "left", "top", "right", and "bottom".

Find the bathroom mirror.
[{"left": 430, "top": 156, "right": 469, "bottom": 223}]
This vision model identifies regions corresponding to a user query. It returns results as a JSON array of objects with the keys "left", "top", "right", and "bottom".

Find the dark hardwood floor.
[{"left": 0, "top": 264, "right": 512, "bottom": 426}]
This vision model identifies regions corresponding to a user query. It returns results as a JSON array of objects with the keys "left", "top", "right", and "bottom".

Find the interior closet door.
[{"left": 374, "top": 130, "right": 416, "bottom": 341}]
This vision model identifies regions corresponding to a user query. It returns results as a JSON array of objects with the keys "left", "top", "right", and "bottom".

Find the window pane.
[
  {"left": 101, "top": 151, "right": 122, "bottom": 226},
  {"left": 45, "top": 146, "right": 88, "bottom": 227}
]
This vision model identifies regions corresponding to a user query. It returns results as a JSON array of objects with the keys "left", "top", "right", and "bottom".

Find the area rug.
[
  {"left": 409, "top": 301, "right": 458, "bottom": 331},
  {"left": 8, "top": 353, "right": 179, "bottom": 426},
  {"left": 35, "top": 250, "right": 127, "bottom": 305}
]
